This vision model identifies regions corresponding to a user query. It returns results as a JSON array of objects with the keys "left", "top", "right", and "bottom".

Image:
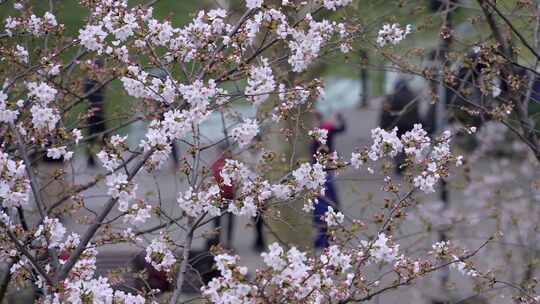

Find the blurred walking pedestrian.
[
  {"left": 207, "top": 144, "right": 236, "bottom": 250},
  {"left": 379, "top": 79, "right": 420, "bottom": 174},
  {"left": 311, "top": 112, "right": 346, "bottom": 156},
  {"left": 247, "top": 134, "right": 266, "bottom": 252},
  {"left": 311, "top": 112, "right": 346, "bottom": 249},
  {"left": 84, "top": 59, "right": 106, "bottom": 167},
  {"left": 207, "top": 143, "right": 266, "bottom": 252},
  {"left": 148, "top": 68, "right": 180, "bottom": 167}
]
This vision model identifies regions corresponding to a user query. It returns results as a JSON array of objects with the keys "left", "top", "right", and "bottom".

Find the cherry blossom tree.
[{"left": 1, "top": 0, "right": 540, "bottom": 303}]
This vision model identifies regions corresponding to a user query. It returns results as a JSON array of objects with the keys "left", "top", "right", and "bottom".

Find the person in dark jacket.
[
  {"left": 380, "top": 79, "right": 420, "bottom": 135},
  {"left": 130, "top": 251, "right": 172, "bottom": 293},
  {"left": 148, "top": 68, "right": 180, "bottom": 167},
  {"left": 380, "top": 79, "right": 421, "bottom": 174},
  {"left": 311, "top": 112, "right": 346, "bottom": 249},
  {"left": 85, "top": 59, "right": 106, "bottom": 167}
]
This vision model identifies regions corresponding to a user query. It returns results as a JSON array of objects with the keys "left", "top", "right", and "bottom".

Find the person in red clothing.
[
  {"left": 311, "top": 112, "right": 346, "bottom": 248},
  {"left": 311, "top": 112, "right": 346, "bottom": 156},
  {"left": 211, "top": 151, "right": 235, "bottom": 200},
  {"left": 207, "top": 147, "right": 235, "bottom": 250},
  {"left": 207, "top": 144, "right": 266, "bottom": 252}
]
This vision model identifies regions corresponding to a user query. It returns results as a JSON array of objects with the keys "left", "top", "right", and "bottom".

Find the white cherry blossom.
[
  {"left": 231, "top": 119, "right": 259, "bottom": 147},
  {"left": 377, "top": 23, "right": 412, "bottom": 47}
]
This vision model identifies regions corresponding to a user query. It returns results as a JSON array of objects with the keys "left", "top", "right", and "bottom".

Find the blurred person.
[
  {"left": 37, "top": 149, "right": 70, "bottom": 217},
  {"left": 530, "top": 76, "right": 540, "bottom": 104},
  {"left": 380, "top": 79, "right": 420, "bottom": 174},
  {"left": 424, "top": 50, "right": 487, "bottom": 134},
  {"left": 207, "top": 144, "right": 236, "bottom": 250},
  {"left": 311, "top": 112, "right": 346, "bottom": 249},
  {"left": 358, "top": 50, "right": 370, "bottom": 108},
  {"left": 208, "top": 142, "right": 266, "bottom": 252},
  {"left": 148, "top": 68, "right": 180, "bottom": 167},
  {"left": 84, "top": 59, "right": 106, "bottom": 167},
  {"left": 423, "top": 51, "right": 487, "bottom": 154},
  {"left": 130, "top": 251, "right": 172, "bottom": 293},
  {"left": 246, "top": 134, "right": 266, "bottom": 252},
  {"left": 311, "top": 112, "right": 346, "bottom": 155},
  {"left": 380, "top": 79, "right": 420, "bottom": 135},
  {"left": 447, "top": 55, "right": 485, "bottom": 128},
  {"left": 252, "top": 214, "right": 265, "bottom": 252},
  {"left": 428, "top": 0, "right": 458, "bottom": 12},
  {"left": 130, "top": 247, "right": 219, "bottom": 294}
]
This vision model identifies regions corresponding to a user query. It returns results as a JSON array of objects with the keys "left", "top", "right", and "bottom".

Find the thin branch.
[
  {"left": 2, "top": 226, "right": 53, "bottom": 286},
  {"left": 481, "top": 0, "right": 540, "bottom": 60},
  {"left": 9, "top": 122, "right": 46, "bottom": 219},
  {"left": 53, "top": 149, "right": 153, "bottom": 283}
]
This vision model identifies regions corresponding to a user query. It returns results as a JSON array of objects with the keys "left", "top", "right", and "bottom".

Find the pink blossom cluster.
[{"left": 0, "top": 150, "right": 29, "bottom": 209}]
